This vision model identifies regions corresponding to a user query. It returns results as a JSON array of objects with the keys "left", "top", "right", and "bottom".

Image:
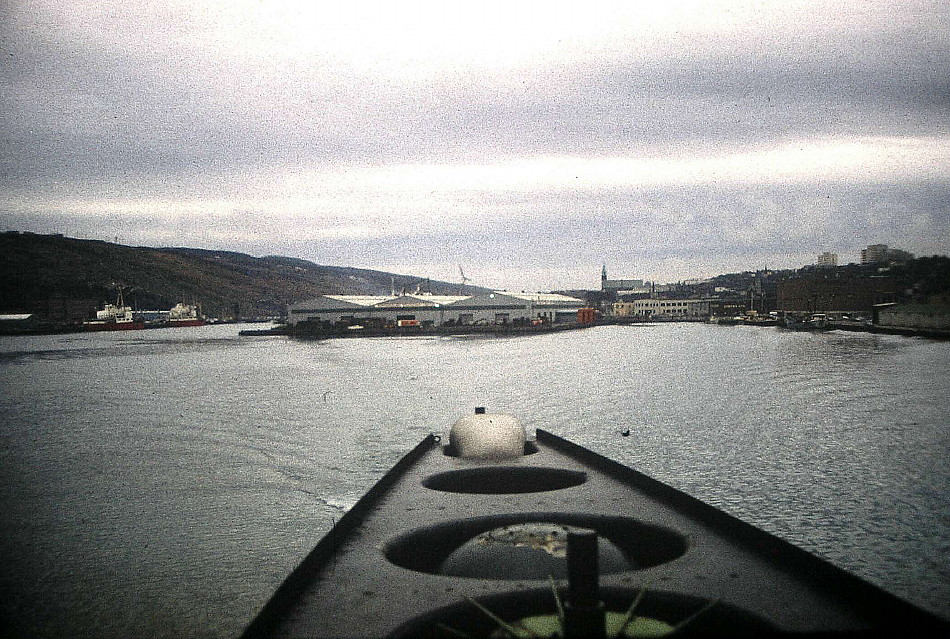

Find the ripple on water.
[{"left": 1, "top": 323, "right": 948, "bottom": 636}]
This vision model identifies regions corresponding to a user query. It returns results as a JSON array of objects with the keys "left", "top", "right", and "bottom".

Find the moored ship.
[
  {"left": 782, "top": 312, "right": 829, "bottom": 330},
  {"left": 165, "top": 303, "right": 206, "bottom": 327},
  {"left": 82, "top": 292, "right": 145, "bottom": 331}
]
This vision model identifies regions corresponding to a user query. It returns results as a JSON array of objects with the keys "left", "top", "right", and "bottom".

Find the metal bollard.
[{"left": 564, "top": 528, "right": 606, "bottom": 638}]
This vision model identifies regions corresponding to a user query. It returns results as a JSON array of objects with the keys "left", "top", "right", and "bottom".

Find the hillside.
[{"left": 0, "top": 232, "right": 481, "bottom": 319}]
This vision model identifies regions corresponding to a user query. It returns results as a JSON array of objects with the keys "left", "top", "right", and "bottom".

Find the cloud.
[
  {"left": 5, "top": 1, "right": 948, "bottom": 177},
  {"left": 1, "top": 0, "right": 948, "bottom": 290},
  {"left": 7, "top": 175, "right": 946, "bottom": 287}
]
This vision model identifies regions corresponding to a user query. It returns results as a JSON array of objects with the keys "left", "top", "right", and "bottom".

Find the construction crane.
[
  {"left": 398, "top": 277, "right": 431, "bottom": 296},
  {"left": 459, "top": 265, "right": 472, "bottom": 295}
]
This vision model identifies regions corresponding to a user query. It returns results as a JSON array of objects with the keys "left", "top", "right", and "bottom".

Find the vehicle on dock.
[{"left": 242, "top": 409, "right": 947, "bottom": 638}]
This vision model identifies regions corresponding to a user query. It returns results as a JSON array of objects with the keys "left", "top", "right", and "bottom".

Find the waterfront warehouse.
[{"left": 287, "top": 292, "right": 586, "bottom": 329}]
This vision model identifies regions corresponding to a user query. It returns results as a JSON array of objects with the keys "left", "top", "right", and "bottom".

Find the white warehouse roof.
[
  {"left": 375, "top": 294, "right": 470, "bottom": 307},
  {"left": 322, "top": 295, "right": 394, "bottom": 307},
  {"left": 286, "top": 291, "right": 587, "bottom": 327},
  {"left": 500, "top": 292, "right": 585, "bottom": 304}
]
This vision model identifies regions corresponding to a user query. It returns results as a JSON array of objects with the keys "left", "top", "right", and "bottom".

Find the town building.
[
  {"left": 776, "top": 275, "right": 894, "bottom": 315},
  {"left": 875, "top": 303, "right": 950, "bottom": 331},
  {"left": 708, "top": 298, "right": 753, "bottom": 318},
  {"left": 44, "top": 297, "right": 99, "bottom": 324},
  {"left": 861, "top": 244, "right": 888, "bottom": 264},
  {"left": 612, "top": 298, "right": 749, "bottom": 319},
  {"left": 286, "top": 292, "right": 587, "bottom": 328},
  {"left": 817, "top": 252, "right": 838, "bottom": 267},
  {"left": 0, "top": 314, "right": 40, "bottom": 335},
  {"left": 601, "top": 265, "right": 647, "bottom": 294},
  {"left": 613, "top": 298, "right": 701, "bottom": 318},
  {"left": 861, "top": 244, "right": 914, "bottom": 264}
]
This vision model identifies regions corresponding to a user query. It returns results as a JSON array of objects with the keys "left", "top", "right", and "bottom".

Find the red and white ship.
[
  {"left": 83, "top": 292, "right": 145, "bottom": 331},
  {"left": 165, "top": 303, "right": 206, "bottom": 327}
]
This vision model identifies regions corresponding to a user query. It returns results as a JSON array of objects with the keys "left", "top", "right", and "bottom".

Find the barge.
[{"left": 242, "top": 410, "right": 947, "bottom": 638}]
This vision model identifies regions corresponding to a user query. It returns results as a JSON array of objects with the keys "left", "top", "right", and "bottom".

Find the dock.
[{"left": 257, "top": 321, "right": 597, "bottom": 339}]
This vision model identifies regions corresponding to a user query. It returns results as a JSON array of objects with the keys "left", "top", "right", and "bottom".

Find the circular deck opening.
[
  {"left": 385, "top": 514, "right": 687, "bottom": 580},
  {"left": 422, "top": 466, "right": 586, "bottom": 494},
  {"left": 388, "top": 586, "right": 777, "bottom": 638}
]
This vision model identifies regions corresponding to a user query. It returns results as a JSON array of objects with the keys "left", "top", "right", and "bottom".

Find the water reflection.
[{"left": 0, "top": 323, "right": 947, "bottom": 638}]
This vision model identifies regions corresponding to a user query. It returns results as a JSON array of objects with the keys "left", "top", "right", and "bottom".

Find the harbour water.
[{"left": 1, "top": 323, "right": 948, "bottom": 638}]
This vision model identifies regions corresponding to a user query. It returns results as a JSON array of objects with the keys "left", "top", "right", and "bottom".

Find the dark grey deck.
[{"left": 242, "top": 430, "right": 946, "bottom": 638}]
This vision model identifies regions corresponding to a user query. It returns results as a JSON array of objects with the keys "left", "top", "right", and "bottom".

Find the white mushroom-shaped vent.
[{"left": 448, "top": 407, "right": 526, "bottom": 459}]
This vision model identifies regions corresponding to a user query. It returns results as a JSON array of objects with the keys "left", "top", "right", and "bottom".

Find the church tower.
[{"left": 601, "top": 264, "right": 607, "bottom": 291}]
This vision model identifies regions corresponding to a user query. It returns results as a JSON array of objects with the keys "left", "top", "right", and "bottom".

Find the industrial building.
[
  {"left": 875, "top": 303, "right": 950, "bottom": 331},
  {"left": 776, "top": 275, "right": 895, "bottom": 315},
  {"left": 612, "top": 297, "right": 752, "bottom": 320},
  {"left": 613, "top": 299, "right": 705, "bottom": 319},
  {"left": 287, "top": 292, "right": 587, "bottom": 328}
]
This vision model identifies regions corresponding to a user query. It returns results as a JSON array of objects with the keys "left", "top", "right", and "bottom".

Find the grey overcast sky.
[{"left": 2, "top": 1, "right": 948, "bottom": 291}]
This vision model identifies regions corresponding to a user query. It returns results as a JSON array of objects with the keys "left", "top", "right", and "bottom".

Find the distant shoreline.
[{"left": 235, "top": 318, "right": 950, "bottom": 341}]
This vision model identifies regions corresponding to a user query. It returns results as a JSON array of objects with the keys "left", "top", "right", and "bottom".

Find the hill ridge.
[{"left": 0, "top": 232, "right": 482, "bottom": 319}]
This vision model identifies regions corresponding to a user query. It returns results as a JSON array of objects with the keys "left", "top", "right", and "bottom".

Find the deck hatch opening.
[
  {"left": 384, "top": 514, "right": 688, "bottom": 580},
  {"left": 422, "top": 466, "right": 585, "bottom": 494}
]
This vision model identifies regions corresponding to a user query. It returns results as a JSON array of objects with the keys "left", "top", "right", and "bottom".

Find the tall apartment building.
[
  {"left": 817, "top": 252, "right": 838, "bottom": 267},
  {"left": 861, "top": 244, "right": 914, "bottom": 264},
  {"left": 861, "top": 244, "right": 889, "bottom": 264}
]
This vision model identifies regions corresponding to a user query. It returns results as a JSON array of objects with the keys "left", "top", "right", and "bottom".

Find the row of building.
[
  {"left": 286, "top": 287, "right": 911, "bottom": 328},
  {"left": 286, "top": 291, "right": 590, "bottom": 328},
  {"left": 286, "top": 288, "right": 763, "bottom": 329},
  {"left": 612, "top": 298, "right": 749, "bottom": 320},
  {"left": 818, "top": 244, "right": 915, "bottom": 268},
  {"left": 288, "top": 274, "right": 896, "bottom": 328},
  {"left": 607, "top": 275, "right": 897, "bottom": 320},
  {"left": 279, "top": 245, "right": 950, "bottom": 332}
]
